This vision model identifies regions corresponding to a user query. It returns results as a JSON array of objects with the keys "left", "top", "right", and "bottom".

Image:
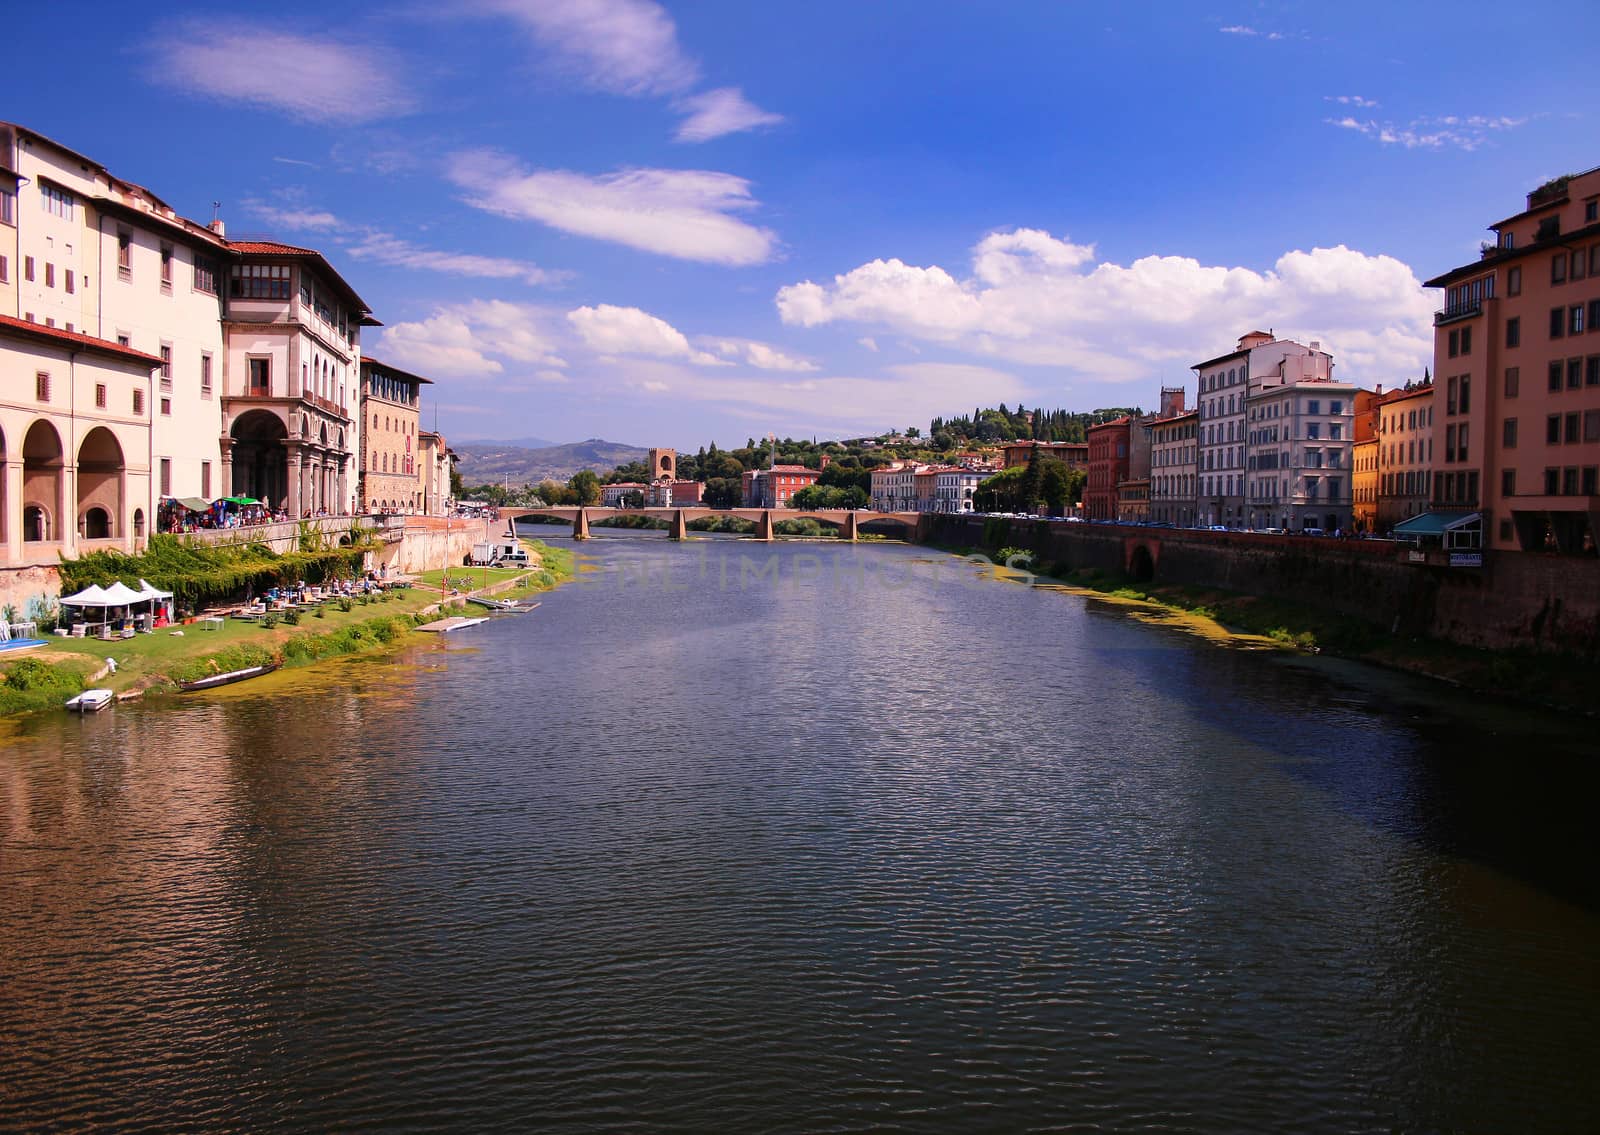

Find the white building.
[
  {"left": 1193, "top": 331, "right": 1333, "bottom": 527},
  {"left": 926, "top": 467, "right": 982, "bottom": 512},
  {"left": 1245, "top": 379, "right": 1359, "bottom": 531},
  {"left": 1149, "top": 409, "right": 1198, "bottom": 526}
]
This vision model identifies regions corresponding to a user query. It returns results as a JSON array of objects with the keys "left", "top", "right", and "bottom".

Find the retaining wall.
[{"left": 927, "top": 515, "right": 1600, "bottom": 658}]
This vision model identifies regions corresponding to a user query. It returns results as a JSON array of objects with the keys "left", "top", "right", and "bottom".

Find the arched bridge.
[{"left": 499, "top": 506, "right": 925, "bottom": 541}]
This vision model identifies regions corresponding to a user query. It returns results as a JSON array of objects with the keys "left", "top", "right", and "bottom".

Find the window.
[
  {"left": 230, "top": 263, "right": 291, "bottom": 299},
  {"left": 1551, "top": 308, "right": 1566, "bottom": 338},
  {"left": 1445, "top": 424, "right": 1457, "bottom": 461},
  {"left": 0, "top": 185, "right": 13, "bottom": 225},
  {"left": 41, "top": 183, "right": 74, "bottom": 219},
  {"left": 95, "top": 383, "right": 107, "bottom": 409},
  {"left": 1589, "top": 356, "right": 1600, "bottom": 387},
  {"left": 1570, "top": 358, "right": 1584, "bottom": 389},
  {"left": 1585, "top": 467, "right": 1599, "bottom": 496},
  {"left": 1460, "top": 325, "right": 1472, "bottom": 355},
  {"left": 1589, "top": 200, "right": 1599, "bottom": 223},
  {"left": 160, "top": 244, "right": 173, "bottom": 288},
  {"left": 1447, "top": 375, "right": 1458, "bottom": 413},
  {"left": 1448, "top": 329, "right": 1458, "bottom": 358},
  {"left": 1591, "top": 299, "right": 1600, "bottom": 332},
  {"left": 1575, "top": 249, "right": 1589, "bottom": 282},
  {"left": 1508, "top": 265, "right": 1521, "bottom": 296},
  {"left": 1550, "top": 361, "right": 1564, "bottom": 392},
  {"left": 44, "top": 262, "right": 54, "bottom": 288},
  {"left": 160, "top": 459, "right": 171, "bottom": 497},
  {"left": 160, "top": 397, "right": 171, "bottom": 417},
  {"left": 65, "top": 269, "right": 74, "bottom": 294},
  {"left": 248, "top": 357, "right": 270, "bottom": 394},
  {"left": 201, "top": 462, "right": 212, "bottom": 499},
  {"left": 1502, "top": 469, "right": 1516, "bottom": 497},
  {"left": 35, "top": 372, "right": 49, "bottom": 401},
  {"left": 1553, "top": 253, "right": 1568, "bottom": 285},
  {"left": 159, "top": 344, "right": 172, "bottom": 387},
  {"left": 201, "top": 353, "right": 213, "bottom": 397},
  {"left": 1459, "top": 375, "right": 1470, "bottom": 414},
  {"left": 1506, "top": 317, "right": 1520, "bottom": 348},
  {"left": 1545, "top": 468, "right": 1560, "bottom": 495},
  {"left": 1330, "top": 423, "right": 1343, "bottom": 440},
  {"left": 24, "top": 255, "right": 34, "bottom": 281},
  {"left": 132, "top": 389, "right": 144, "bottom": 415},
  {"left": 118, "top": 230, "right": 132, "bottom": 276},
  {"left": 1503, "top": 418, "right": 1518, "bottom": 448},
  {"left": 1571, "top": 306, "right": 1585, "bottom": 336},
  {"left": 194, "top": 258, "right": 218, "bottom": 294},
  {"left": 1563, "top": 467, "right": 1579, "bottom": 495},
  {"left": 1566, "top": 413, "right": 1581, "bottom": 444},
  {"left": 1330, "top": 400, "right": 1343, "bottom": 416},
  {"left": 1548, "top": 415, "right": 1562, "bottom": 444},
  {"left": 1307, "top": 399, "right": 1321, "bottom": 414}
]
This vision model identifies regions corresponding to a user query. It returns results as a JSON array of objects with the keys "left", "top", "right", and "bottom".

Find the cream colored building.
[
  {"left": 1, "top": 315, "right": 159, "bottom": 567},
  {"left": 417, "top": 430, "right": 455, "bottom": 515},
  {"left": 2, "top": 121, "right": 229, "bottom": 503}
]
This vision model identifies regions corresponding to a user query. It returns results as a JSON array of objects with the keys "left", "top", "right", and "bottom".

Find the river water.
[{"left": 2, "top": 538, "right": 1597, "bottom": 1133}]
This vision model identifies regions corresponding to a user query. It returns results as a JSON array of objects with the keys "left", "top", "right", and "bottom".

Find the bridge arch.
[{"left": 1126, "top": 540, "right": 1158, "bottom": 582}]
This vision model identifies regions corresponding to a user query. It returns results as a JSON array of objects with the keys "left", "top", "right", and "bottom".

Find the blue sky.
[{"left": 7, "top": 1, "right": 1595, "bottom": 448}]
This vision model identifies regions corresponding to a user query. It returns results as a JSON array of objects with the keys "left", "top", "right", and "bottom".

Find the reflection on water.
[{"left": 2, "top": 540, "right": 1597, "bottom": 1133}]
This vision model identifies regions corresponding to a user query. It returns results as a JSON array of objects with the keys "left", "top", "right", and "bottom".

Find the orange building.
[
  {"left": 1085, "top": 417, "right": 1131, "bottom": 521},
  {"left": 1001, "top": 440, "right": 1088, "bottom": 469},
  {"left": 1423, "top": 166, "right": 1600, "bottom": 553}
]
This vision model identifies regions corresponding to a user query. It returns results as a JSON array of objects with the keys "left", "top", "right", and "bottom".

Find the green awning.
[
  {"left": 178, "top": 496, "right": 212, "bottom": 512},
  {"left": 1393, "top": 510, "right": 1479, "bottom": 536},
  {"left": 221, "top": 496, "right": 263, "bottom": 506}
]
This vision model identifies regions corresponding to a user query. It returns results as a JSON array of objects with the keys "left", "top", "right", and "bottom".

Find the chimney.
[
  {"left": 1375, "top": 384, "right": 1384, "bottom": 396},
  {"left": 1309, "top": 340, "right": 1321, "bottom": 351},
  {"left": 209, "top": 218, "right": 226, "bottom": 236}
]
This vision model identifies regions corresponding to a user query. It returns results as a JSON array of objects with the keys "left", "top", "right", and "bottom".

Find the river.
[{"left": 2, "top": 537, "right": 1597, "bottom": 1133}]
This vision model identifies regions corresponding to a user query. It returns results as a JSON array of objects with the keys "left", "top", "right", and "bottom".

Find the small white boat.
[{"left": 66, "top": 688, "right": 115, "bottom": 713}]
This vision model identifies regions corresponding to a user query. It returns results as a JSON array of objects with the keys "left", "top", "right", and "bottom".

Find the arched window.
[
  {"left": 133, "top": 509, "right": 145, "bottom": 537},
  {"left": 81, "top": 507, "right": 112, "bottom": 539},
  {"left": 24, "top": 505, "right": 50, "bottom": 542}
]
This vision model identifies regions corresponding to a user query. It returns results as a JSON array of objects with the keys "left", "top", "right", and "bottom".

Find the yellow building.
[{"left": 359, "top": 357, "right": 430, "bottom": 513}]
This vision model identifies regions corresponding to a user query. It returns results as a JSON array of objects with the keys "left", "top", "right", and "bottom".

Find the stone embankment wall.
[
  {"left": 926, "top": 515, "right": 1600, "bottom": 657},
  {"left": 374, "top": 517, "right": 497, "bottom": 575}
]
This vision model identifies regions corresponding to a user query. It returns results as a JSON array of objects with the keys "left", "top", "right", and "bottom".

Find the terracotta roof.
[
  {"left": 228, "top": 240, "right": 320, "bottom": 256},
  {"left": 228, "top": 238, "right": 373, "bottom": 316},
  {"left": 768, "top": 464, "right": 817, "bottom": 473},
  {"left": 0, "top": 314, "right": 163, "bottom": 366}
]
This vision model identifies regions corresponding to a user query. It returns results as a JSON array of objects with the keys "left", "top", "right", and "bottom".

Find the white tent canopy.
[
  {"left": 59, "top": 584, "right": 112, "bottom": 607},
  {"left": 98, "top": 581, "right": 145, "bottom": 606},
  {"left": 136, "top": 579, "right": 172, "bottom": 601}
]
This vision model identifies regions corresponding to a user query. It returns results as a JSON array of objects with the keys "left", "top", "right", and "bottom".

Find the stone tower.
[{"left": 649, "top": 447, "right": 677, "bottom": 482}]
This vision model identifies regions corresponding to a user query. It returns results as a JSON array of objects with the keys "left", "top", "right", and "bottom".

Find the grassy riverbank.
[
  {"left": 0, "top": 538, "right": 575, "bottom": 717},
  {"left": 1013, "top": 555, "right": 1599, "bottom": 716}
]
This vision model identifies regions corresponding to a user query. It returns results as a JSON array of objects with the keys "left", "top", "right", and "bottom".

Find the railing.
[{"left": 1434, "top": 301, "right": 1483, "bottom": 325}]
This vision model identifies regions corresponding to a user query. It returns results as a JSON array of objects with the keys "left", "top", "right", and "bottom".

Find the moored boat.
[
  {"left": 65, "top": 688, "right": 115, "bottom": 713},
  {"left": 179, "top": 662, "right": 279, "bottom": 692}
]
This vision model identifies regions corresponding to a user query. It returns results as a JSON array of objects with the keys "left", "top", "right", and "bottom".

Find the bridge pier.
[
  {"left": 670, "top": 509, "right": 688, "bottom": 541},
  {"left": 573, "top": 508, "right": 590, "bottom": 540},
  {"left": 842, "top": 511, "right": 859, "bottom": 542},
  {"left": 755, "top": 510, "right": 774, "bottom": 542}
]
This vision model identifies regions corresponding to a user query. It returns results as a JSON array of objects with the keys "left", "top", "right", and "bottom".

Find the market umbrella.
[{"left": 223, "top": 496, "right": 262, "bottom": 506}]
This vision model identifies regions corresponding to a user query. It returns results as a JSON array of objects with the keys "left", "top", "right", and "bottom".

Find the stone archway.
[
  {"left": 1128, "top": 543, "right": 1156, "bottom": 582},
  {"left": 22, "top": 420, "right": 64, "bottom": 544},
  {"left": 77, "top": 426, "right": 125, "bottom": 541},
  {"left": 231, "top": 409, "right": 288, "bottom": 508}
]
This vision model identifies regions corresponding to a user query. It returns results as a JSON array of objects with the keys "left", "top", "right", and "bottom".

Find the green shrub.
[
  {"left": 282, "top": 608, "right": 302, "bottom": 626},
  {"left": 260, "top": 612, "right": 280, "bottom": 629}
]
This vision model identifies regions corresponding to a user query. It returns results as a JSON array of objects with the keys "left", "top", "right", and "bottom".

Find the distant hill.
[{"left": 454, "top": 438, "right": 650, "bottom": 485}]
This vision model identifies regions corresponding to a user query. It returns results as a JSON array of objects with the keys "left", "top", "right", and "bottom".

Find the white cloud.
[
  {"left": 567, "top": 304, "right": 728, "bottom": 365},
  {"left": 479, "top": 0, "right": 697, "bottom": 95},
  {"left": 776, "top": 228, "right": 1435, "bottom": 384},
  {"left": 858, "top": 337, "right": 879, "bottom": 352},
  {"left": 241, "top": 201, "right": 341, "bottom": 232},
  {"left": 448, "top": 149, "right": 777, "bottom": 265},
  {"left": 347, "top": 233, "right": 570, "bottom": 286},
  {"left": 239, "top": 199, "right": 567, "bottom": 286},
  {"left": 674, "top": 87, "right": 784, "bottom": 143},
  {"left": 1329, "top": 112, "right": 1527, "bottom": 151},
  {"left": 155, "top": 28, "right": 413, "bottom": 123},
  {"left": 1325, "top": 94, "right": 1380, "bottom": 109},
  {"left": 377, "top": 301, "right": 567, "bottom": 380},
  {"left": 1219, "top": 24, "right": 1299, "bottom": 41},
  {"left": 706, "top": 338, "right": 819, "bottom": 372}
]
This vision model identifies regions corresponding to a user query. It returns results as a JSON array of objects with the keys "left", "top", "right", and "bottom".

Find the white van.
[{"left": 495, "top": 541, "right": 531, "bottom": 567}]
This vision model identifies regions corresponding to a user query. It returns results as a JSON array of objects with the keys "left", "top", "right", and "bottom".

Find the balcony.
[{"left": 1434, "top": 301, "right": 1482, "bottom": 326}]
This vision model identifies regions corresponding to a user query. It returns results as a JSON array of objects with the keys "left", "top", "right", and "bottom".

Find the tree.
[
  {"left": 568, "top": 469, "right": 601, "bottom": 506},
  {"left": 535, "top": 479, "right": 574, "bottom": 505},
  {"left": 704, "top": 476, "right": 742, "bottom": 508}
]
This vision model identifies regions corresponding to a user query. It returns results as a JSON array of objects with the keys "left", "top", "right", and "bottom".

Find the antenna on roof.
[{"left": 211, "top": 201, "right": 221, "bottom": 222}]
